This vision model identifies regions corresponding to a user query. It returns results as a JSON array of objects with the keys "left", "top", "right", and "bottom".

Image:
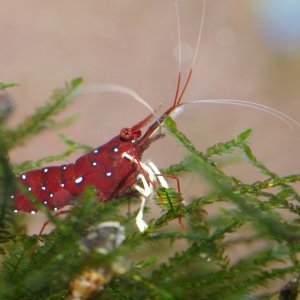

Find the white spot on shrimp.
[
  {"left": 113, "top": 147, "right": 119, "bottom": 153},
  {"left": 14, "top": 209, "right": 18, "bottom": 213},
  {"left": 49, "top": 193, "right": 54, "bottom": 198},
  {"left": 92, "top": 162, "right": 97, "bottom": 166},
  {"left": 93, "top": 149, "right": 99, "bottom": 154},
  {"left": 28, "top": 187, "right": 32, "bottom": 192},
  {"left": 43, "top": 168, "right": 49, "bottom": 173},
  {"left": 62, "top": 165, "right": 67, "bottom": 170},
  {"left": 10, "top": 195, "right": 15, "bottom": 199},
  {"left": 60, "top": 183, "right": 65, "bottom": 187},
  {"left": 54, "top": 207, "right": 58, "bottom": 211},
  {"left": 21, "top": 174, "right": 27, "bottom": 180},
  {"left": 75, "top": 177, "right": 83, "bottom": 184},
  {"left": 44, "top": 201, "right": 48, "bottom": 205},
  {"left": 31, "top": 210, "right": 36, "bottom": 215},
  {"left": 41, "top": 186, "right": 46, "bottom": 191},
  {"left": 106, "top": 172, "right": 112, "bottom": 177}
]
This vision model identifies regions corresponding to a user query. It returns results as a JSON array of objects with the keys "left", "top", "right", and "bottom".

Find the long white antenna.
[
  {"left": 186, "top": 99, "right": 300, "bottom": 130},
  {"left": 176, "top": 0, "right": 207, "bottom": 105},
  {"left": 174, "top": 0, "right": 182, "bottom": 73},
  {"left": 192, "top": 0, "right": 207, "bottom": 68},
  {"left": 80, "top": 83, "right": 156, "bottom": 119}
]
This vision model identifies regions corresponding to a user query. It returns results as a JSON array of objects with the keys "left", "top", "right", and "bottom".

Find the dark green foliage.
[
  {"left": 0, "top": 126, "right": 16, "bottom": 253},
  {"left": 6, "top": 78, "right": 83, "bottom": 149},
  {"left": 0, "top": 80, "right": 299, "bottom": 299}
]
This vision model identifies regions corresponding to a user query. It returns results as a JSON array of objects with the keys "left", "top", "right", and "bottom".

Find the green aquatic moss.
[{"left": 0, "top": 80, "right": 299, "bottom": 300}]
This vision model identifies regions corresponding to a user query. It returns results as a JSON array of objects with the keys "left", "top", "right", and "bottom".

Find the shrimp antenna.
[
  {"left": 175, "top": 0, "right": 207, "bottom": 106},
  {"left": 186, "top": 99, "right": 300, "bottom": 131},
  {"left": 175, "top": 0, "right": 182, "bottom": 74},
  {"left": 191, "top": 0, "right": 207, "bottom": 69},
  {"left": 173, "top": 0, "right": 182, "bottom": 106},
  {"left": 79, "top": 83, "right": 158, "bottom": 124}
]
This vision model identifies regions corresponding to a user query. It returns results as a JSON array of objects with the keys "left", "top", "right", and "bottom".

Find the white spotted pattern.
[
  {"left": 106, "top": 172, "right": 112, "bottom": 177},
  {"left": 60, "top": 183, "right": 65, "bottom": 187},
  {"left": 28, "top": 187, "right": 32, "bottom": 192},
  {"left": 62, "top": 166, "right": 67, "bottom": 170},
  {"left": 21, "top": 174, "right": 27, "bottom": 180},
  {"left": 43, "top": 168, "right": 49, "bottom": 173},
  {"left": 31, "top": 211, "right": 36, "bottom": 215},
  {"left": 54, "top": 207, "right": 58, "bottom": 211},
  {"left": 10, "top": 195, "right": 14, "bottom": 199},
  {"left": 49, "top": 193, "right": 54, "bottom": 198},
  {"left": 92, "top": 162, "right": 97, "bottom": 166},
  {"left": 75, "top": 177, "right": 83, "bottom": 184},
  {"left": 113, "top": 147, "right": 119, "bottom": 153},
  {"left": 93, "top": 149, "right": 99, "bottom": 154},
  {"left": 14, "top": 209, "right": 18, "bottom": 213},
  {"left": 42, "top": 186, "right": 46, "bottom": 191},
  {"left": 44, "top": 201, "right": 48, "bottom": 205}
]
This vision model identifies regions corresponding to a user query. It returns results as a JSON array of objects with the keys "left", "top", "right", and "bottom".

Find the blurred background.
[{"left": 1, "top": 0, "right": 299, "bottom": 230}]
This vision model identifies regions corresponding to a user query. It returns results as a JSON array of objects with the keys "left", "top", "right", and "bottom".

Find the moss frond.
[
  {"left": 0, "top": 83, "right": 19, "bottom": 90},
  {"left": 6, "top": 78, "right": 83, "bottom": 149}
]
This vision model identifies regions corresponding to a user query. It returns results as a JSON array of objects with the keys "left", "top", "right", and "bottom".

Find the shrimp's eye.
[{"left": 120, "top": 127, "right": 133, "bottom": 141}]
